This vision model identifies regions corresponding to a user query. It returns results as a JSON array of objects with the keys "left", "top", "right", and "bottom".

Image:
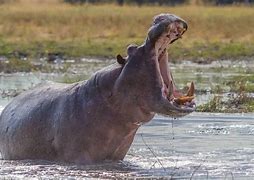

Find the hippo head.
[{"left": 114, "top": 14, "right": 195, "bottom": 119}]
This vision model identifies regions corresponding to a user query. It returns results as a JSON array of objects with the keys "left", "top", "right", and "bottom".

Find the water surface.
[{"left": 0, "top": 59, "right": 253, "bottom": 179}]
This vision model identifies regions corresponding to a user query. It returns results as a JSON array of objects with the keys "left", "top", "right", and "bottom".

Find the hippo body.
[
  {"left": 0, "top": 14, "right": 194, "bottom": 164},
  {"left": 0, "top": 71, "right": 146, "bottom": 163}
]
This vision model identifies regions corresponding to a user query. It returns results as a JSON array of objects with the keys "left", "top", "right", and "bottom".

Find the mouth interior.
[{"left": 155, "top": 23, "right": 195, "bottom": 109}]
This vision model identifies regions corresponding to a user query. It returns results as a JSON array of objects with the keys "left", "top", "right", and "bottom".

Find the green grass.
[
  {"left": 0, "top": 59, "right": 34, "bottom": 73},
  {"left": 197, "top": 94, "right": 254, "bottom": 113},
  {"left": 0, "top": 1, "right": 254, "bottom": 60},
  {"left": 226, "top": 74, "right": 254, "bottom": 93}
]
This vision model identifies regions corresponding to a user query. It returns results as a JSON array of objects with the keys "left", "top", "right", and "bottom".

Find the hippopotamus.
[{"left": 0, "top": 14, "right": 195, "bottom": 164}]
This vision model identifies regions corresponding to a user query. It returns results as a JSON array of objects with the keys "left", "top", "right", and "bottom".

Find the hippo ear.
[
  {"left": 127, "top": 44, "right": 138, "bottom": 56},
  {"left": 116, "top": 54, "right": 126, "bottom": 65}
]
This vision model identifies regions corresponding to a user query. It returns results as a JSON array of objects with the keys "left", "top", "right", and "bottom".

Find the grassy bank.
[{"left": 0, "top": 1, "right": 254, "bottom": 60}]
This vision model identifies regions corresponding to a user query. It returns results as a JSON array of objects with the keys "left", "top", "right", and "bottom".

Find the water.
[
  {"left": 130, "top": 113, "right": 254, "bottom": 179},
  {"left": 0, "top": 59, "right": 254, "bottom": 179}
]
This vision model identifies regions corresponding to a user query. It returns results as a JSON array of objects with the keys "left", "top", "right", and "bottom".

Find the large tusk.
[
  {"left": 174, "top": 82, "right": 195, "bottom": 105},
  {"left": 186, "top": 81, "right": 195, "bottom": 97}
]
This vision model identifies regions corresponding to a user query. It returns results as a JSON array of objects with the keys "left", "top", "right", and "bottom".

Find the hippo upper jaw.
[{"left": 149, "top": 14, "right": 195, "bottom": 117}]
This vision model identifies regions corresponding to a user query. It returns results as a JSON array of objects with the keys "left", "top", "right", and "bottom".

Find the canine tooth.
[{"left": 186, "top": 81, "right": 194, "bottom": 97}]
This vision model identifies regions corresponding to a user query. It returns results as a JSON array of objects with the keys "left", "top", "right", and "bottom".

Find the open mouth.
[{"left": 155, "top": 22, "right": 196, "bottom": 111}]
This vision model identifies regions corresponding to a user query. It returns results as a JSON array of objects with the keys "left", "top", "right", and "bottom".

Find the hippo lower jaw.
[{"left": 154, "top": 22, "right": 195, "bottom": 117}]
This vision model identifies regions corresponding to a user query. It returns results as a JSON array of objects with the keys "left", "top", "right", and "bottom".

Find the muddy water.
[{"left": 0, "top": 59, "right": 254, "bottom": 179}]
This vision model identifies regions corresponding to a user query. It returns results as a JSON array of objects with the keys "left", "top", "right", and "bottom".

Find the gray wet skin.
[{"left": 0, "top": 14, "right": 194, "bottom": 164}]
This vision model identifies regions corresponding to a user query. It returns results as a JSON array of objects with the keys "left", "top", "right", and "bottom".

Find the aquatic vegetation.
[
  {"left": 0, "top": 89, "right": 23, "bottom": 98},
  {"left": 0, "top": 58, "right": 71, "bottom": 73},
  {"left": 0, "top": 59, "right": 34, "bottom": 73},
  {"left": 197, "top": 94, "right": 254, "bottom": 113},
  {"left": 226, "top": 74, "right": 254, "bottom": 93},
  {"left": 197, "top": 77, "right": 254, "bottom": 113}
]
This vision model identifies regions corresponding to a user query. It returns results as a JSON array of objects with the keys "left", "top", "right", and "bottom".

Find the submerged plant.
[{"left": 197, "top": 89, "right": 254, "bottom": 113}]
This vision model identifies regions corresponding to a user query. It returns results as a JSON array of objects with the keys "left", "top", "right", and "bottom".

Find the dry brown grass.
[{"left": 0, "top": 1, "right": 254, "bottom": 58}]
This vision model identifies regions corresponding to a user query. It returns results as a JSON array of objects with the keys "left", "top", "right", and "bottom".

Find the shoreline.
[
  {"left": 1, "top": 41, "right": 254, "bottom": 63},
  {"left": 1, "top": 55, "right": 254, "bottom": 73}
]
